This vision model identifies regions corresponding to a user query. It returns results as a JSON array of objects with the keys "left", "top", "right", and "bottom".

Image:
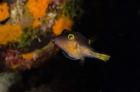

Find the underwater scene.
[{"left": 0, "top": 0, "right": 138, "bottom": 92}]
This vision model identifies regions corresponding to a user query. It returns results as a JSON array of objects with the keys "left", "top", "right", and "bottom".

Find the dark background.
[{"left": 10, "top": 0, "right": 139, "bottom": 92}]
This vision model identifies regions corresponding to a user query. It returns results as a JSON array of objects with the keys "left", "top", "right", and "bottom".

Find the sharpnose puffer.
[{"left": 52, "top": 32, "right": 110, "bottom": 62}]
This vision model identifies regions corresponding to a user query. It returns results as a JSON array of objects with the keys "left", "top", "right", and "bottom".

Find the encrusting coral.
[
  {"left": 0, "top": 23, "right": 22, "bottom": 45},
  {"left": 0, "top": 2, "right": 9, "bottom": 22},
  {"left": 26, "top": 0, "right": 50, "bottom": 28},
  {"left": 52, "top": 15, "right": 73, "bottom": 36}
]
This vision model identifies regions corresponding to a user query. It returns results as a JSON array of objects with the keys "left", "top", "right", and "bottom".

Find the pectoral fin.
[
  {"left": 79, "top": 57, "right": 85, "bottom": 65},
  {"left": 62, "top": 51, "right": 78, "bottom": 60}
]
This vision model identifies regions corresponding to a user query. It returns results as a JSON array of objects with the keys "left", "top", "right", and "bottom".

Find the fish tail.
[{"left": 91, "top": 51, "right": 111, "bottom": 62}]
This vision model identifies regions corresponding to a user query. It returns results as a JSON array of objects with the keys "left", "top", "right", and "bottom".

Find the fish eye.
[{"left": 68, "top": 34, "right": 75, "bottom": 40}]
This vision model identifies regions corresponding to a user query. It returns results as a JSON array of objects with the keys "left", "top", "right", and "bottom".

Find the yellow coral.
[
  {"left": 52, "top": 16, "right": 73, "bottom": 36},
  {"left": 22, "top": 52, "right": 34, "bottom": 60},
  {"left": 26, "top": 0, "right": 50, "bottom": 28},
  {"left": 11, "top": 64, "right": 20, "bottom": 70},
  {"left": 0, "top": 24, "right": 22, "bottom": 44},
  {"left": 32, "top": 18, "right": 42, "bottom": 28},
  {"left": 0, "top": 2, "right": 9, "bottom": 22}
]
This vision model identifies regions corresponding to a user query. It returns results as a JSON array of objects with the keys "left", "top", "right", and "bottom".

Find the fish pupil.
[{"left": 68, "top": 34, "right": 75, "bottom": 40}]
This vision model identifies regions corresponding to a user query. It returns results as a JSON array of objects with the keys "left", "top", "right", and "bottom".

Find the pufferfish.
[{"left": 52, "top": 31, "right": 110, "bottom": 62}]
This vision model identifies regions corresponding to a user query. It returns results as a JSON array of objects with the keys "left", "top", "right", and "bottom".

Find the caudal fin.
[{"left": 90, "top": 51, "right": 111, "bottom": 62}]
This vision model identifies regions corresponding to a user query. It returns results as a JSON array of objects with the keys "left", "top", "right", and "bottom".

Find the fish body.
[{"left": 53, "top": 31, "right": 110, "bottom": 62}]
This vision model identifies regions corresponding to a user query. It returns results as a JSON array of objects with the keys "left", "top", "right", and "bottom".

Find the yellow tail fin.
[{"left": 92, "top": 52, "right": 111, "bottom": 62}]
